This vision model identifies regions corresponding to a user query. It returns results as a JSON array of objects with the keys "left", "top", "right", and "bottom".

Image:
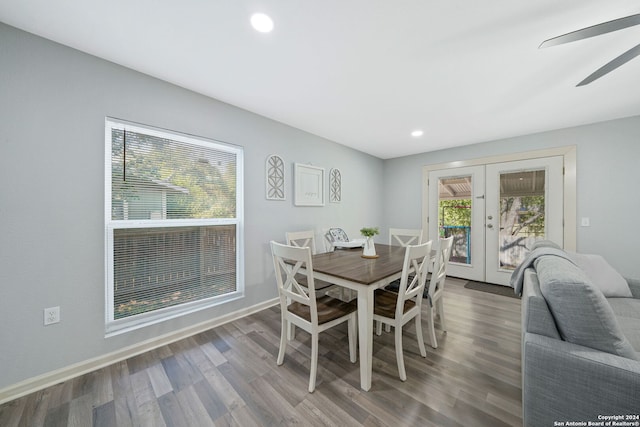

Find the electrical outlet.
[{"left": 44, "top": 306, "right": 60, "bottom": 326}]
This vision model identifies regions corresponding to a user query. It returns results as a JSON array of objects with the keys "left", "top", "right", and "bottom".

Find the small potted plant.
[{"left": 360, "top": 227, "right": 380, "bottom": 258}]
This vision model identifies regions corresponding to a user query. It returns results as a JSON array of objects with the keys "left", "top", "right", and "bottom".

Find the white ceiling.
[{"left": 2, "top": 1, "right": 640, "bottom": 159}]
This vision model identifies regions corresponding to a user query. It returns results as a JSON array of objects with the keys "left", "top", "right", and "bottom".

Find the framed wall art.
[
  {"left": 329, "top": 168, "right": 341, "bottom": 203},
  {"left": 294, "top": 163, "right": 325, "bottom": 206},
  {"left": 266, "top": 154, "right": 285, "bottom": 200}
]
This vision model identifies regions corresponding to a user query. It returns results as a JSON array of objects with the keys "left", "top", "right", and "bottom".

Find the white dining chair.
[
  {"left": 425, "top": 236, "right": 454, "bottom": 348},
  {"left": 321, "top": 228, "right": 335, "bottom": 253},
  {"left": 389, "top": 228, "right": 423, "bottom": 247},
  {"left": 286, "top": 230, "right": 319, "bottom": 254},
  {"left": 287, "top": 229, "right": 358, "bottom": 304},
  {"left": 271, "top": 241, "right": 357, "bottom": 392},
  {"left": 285, "top": 230, "right": 336, "bottom": 294},
  {"left": 373, "top": 240, "right": 433, "bottom": 381},
  {"left": 381, "top": 227, "right": 424, "bottom": 332}
]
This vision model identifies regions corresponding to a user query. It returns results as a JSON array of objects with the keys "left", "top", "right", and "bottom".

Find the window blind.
[{"left": 105, "top": 118, "right": 243, "bottom": 333}]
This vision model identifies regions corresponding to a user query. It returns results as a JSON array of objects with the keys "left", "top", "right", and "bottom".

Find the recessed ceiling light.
[
  {"left": 251, "top": 13, "right": 274, "bottom": 33},
  {"left": 411, "top": 130, "right": 424, "bottom": 137}
]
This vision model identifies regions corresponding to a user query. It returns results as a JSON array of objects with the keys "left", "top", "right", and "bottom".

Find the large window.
[{"left": 105, "top": 118, "right": 243, "bottom": 334}]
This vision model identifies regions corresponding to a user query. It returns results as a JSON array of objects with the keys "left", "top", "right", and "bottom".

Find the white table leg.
[{"left": 357, "top": 286, "right": 374, "bottom": 391}]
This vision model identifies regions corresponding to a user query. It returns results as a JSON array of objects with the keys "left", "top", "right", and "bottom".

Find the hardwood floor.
[{"left": 0, "top": 278, "right": 522, "bottom": 427}]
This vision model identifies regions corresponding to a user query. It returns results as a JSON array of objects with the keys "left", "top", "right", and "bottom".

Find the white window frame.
[{"left": 104, "top": 118, "right": 244, "bottom": 336}]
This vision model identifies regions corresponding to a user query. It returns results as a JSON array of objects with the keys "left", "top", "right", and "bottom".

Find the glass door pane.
[
  {"left": 485, "top": 156, "right": 563, "bottom": 285},
  {"left": 498, "top": 169, "right": 546, "bottom": 270},
  {"left": 438, "top": 176, "right": 472, "bottom": 265},
  {"left": 428, "top": 165, "right": 485, "bottom": 282}
]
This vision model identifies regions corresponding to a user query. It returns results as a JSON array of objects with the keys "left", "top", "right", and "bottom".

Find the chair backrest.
[
  {"left": 427, "top": 236, "right": 454, "bottom": 303},
  {"left": 285, "top": 230, "right": 318, "bottom": 255},
  {"left": 271, "top": 241, "right": 318, "bottom": 320},
  {"left": 389, "top": 228, "right": 423, "bottom": 247},
  {"left": 320, "top": 228, "right": 335, "bottom": 252},
  {"left": 394, "top": 240, "right": 433, "bottom": 318}
]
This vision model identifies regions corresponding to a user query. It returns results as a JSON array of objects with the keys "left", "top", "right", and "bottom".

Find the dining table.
[{"left": 304, "top": 243, "right": 408, "bottom": 391}]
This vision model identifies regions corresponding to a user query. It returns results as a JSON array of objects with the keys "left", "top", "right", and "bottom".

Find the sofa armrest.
[
  {"left": 626, "top": 277, "right": 640, "bottom": 299},
  {"left": 523, "top": 333, "right": 640, "bottom": 427}
]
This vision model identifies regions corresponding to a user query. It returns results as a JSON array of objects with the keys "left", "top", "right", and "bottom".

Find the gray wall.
[
  {"left": 383, "top": 118, "right": 640, "bottom": 279},
  {"left": 0, "top": 23, "right": 383, "bottom": 389}
]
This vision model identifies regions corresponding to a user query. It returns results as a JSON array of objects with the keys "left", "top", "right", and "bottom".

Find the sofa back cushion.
[
  {"left": 567, "top": 252, "right": 632, "bottom": 297},
  {"left": 522, "top": 269, "right": 561, "bottom": 339},
  {"left": 536, "top": 255, "right": 639, "bottom": 360}
]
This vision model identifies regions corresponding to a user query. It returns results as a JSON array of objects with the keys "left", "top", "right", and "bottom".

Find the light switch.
[{"left": 581, "top": 217, "right": 590, "bottom": 227}]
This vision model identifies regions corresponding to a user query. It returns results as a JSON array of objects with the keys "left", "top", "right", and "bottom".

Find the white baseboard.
[{"left": 0, "top": 298, "right": 279, "bottom": 405}]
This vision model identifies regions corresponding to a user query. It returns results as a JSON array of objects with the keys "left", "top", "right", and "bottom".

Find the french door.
[
  {"left": 428, "top": 166, "right": 486, "bottom": 281},
  {"left": 428, "top": 156, "right": 564, "bottom": 285}
]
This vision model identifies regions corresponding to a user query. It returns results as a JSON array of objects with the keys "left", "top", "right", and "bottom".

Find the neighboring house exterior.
[{"left": 112, "top": 177, "right": 189, "bottom": 221}]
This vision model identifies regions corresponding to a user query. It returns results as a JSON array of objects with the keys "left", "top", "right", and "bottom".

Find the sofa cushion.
[
  {"left": 608, "top": 298, "right": 640, "bottom": 320},
  {"left": 535, "top": 256, "right": 639, "bottom": 360},
  {"left": 616, "top": 317, "right": 640, "bottom": 352},
  {"left": 522, "top": 269, "right": 561, "bottom": 339},
  {"left": 608, "top": 298, "right": 640, "bottom": 352},
  {"left": 568, "top": 252, "right": 632, "bottom": 297},
  {"left": 627, "top": 278, "right": 640, "bottom": 299}
]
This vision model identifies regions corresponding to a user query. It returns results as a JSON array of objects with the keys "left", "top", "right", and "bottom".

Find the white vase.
[{"left": 363, "top": 237, "right": 376, "bottom": 257}]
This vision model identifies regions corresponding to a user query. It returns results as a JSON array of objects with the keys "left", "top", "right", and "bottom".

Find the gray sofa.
[{"left": 520, "top": 247, "right": 640, "bottom": 427}]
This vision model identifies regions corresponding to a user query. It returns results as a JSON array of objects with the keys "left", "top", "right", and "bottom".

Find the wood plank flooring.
[{"left": 0, "top": 278, "right": 522, "bottom": 426}]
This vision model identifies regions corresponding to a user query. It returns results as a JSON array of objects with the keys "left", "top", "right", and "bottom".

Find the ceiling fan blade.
[
  {"left": 540, "top": 14, "right": 640, "bottom": 48},
  {"left": 577, "top": 42, "right": 640, "bottom": 86}
]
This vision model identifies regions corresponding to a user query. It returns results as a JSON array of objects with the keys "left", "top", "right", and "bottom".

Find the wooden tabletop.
[{"left": 311, "top": 244, "right": 407, "bottom": 285}]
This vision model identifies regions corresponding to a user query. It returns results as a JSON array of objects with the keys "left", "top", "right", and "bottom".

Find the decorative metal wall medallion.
[
  {"left": 329, "top": 168, "right": 341, "bottom": 203},
  {"left": 266, "top": 155, "right": 285, "bottom": 200}
]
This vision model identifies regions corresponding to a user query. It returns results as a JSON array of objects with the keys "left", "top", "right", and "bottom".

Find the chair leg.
[
  {"left": 437, "top": 299, "right": 447, "bottom": 332},
  {"left": 376, "top": 320, "right": 382, "bottom": 336},
  {"left": 427, "top": 307, "right": 438, "bottom": 349},
  {"left": 309, "top": 332, "right": 319, "bottom": 393},
  {"left": 414, "top": 314, "right": 427, "bottom": 357},
  {"left": 394, "top": 325, "right": 407, "bottom": 381},
  {"left": 277, "top": 319, "right": 288, "bottom": 365},
  {"left": 287, "top": 323, "right": 296, "bottom": 340},
  {"left": 348, "top": 316, "right": 357, "bottom": 363},
  {"left": 384, "top": 324, "right": 391, "bottom": 333}
]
